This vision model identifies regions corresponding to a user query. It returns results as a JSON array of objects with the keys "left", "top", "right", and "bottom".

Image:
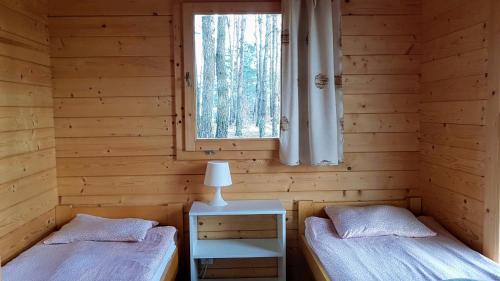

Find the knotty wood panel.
[
  {"left": 54, "top": 116, "right": 175, "bottom": 137},
  {"left": 344, "top": 94, "right": 419, "bottom": 113},
  {"left": 0, "top": 169, "right": 57, "bottom": 210},
  {"left": 0, "top": 209, "right": 55, "bottom": 263},
  {"left": 0, "top": 2, "right": 49, "bottom": 45},
  {"left": 422, "top": 23, "right": 487, "bottom": 63},
  {"left": 420, "top": 0, "right": 489, "bottom": 250},
  {"left": 0, "top": 40, "right": 50, "bottom": 65},
  {"left": 420, "top": 75, "right": 488, "bottom": 102},
  {"left": 422, "top": 0, "right": 488, "bottom": 42},
  {"left": 0, "top": 128, "right": 55, "bottom": 158},
  {"left": 342, "top": 15, "right": 420, "bottom": 36},
  {"left": 420, "top": 162, "right": 483, "bottom": 201},
  {"left": 344, "top": 132, "right": 418, "bottom": 152},
  {"left": 422, "top": 0, "right": 462, "bottom": 22},
  {"left": 52, "top": 77, "right": 173, "bottom": 98},
  {"left": 49, "top": 16, "right": 172, "bottom": 37},
  {"left": 0, "top": 0, "right": 48, "bottom": 22},
  {"left": 420, "top": 142, "right": 486, "bottom": 176},
  {"left": 0, "top": 149, "right": 56, "bottom": 184},
  {"left": 50, "top": 36, "right": 172, "bottom": 58},
  {"left": 56, "top": 152, "right": 419, "bottom": 177},
  {"left": 344, "top": 113, "right": 419, "bottom": 133},
  {"left": 56, "top": 136, "right": 175, "bottom": 157},
  {"left": 0, "top": 0, "right": 57, "bottom": 264},
  {"left": 343, "top": 55, "right": 420, "bottom": 74},
  {"left": 420, "top": 100, "right": 486, "bottom": 125},
  {"left": 341, "top": 0, "right": 421, "bottom": 15},
  {"left": 342, "top": 35, "right": 421, "bottom": 55},
  {"left": 48, "top": 0, "right": 422, "bottom": 279},
  {"left": 483, "top": 0, "right": 500, "bottom": 261},
  {"left": 51, "top": 57, "right": 172, "bottom": 78},
  {"left": 0, "top": 56, "right": 51, "bottom": 86},
  {"left": 420, "top": 122, "right": 485, "bottom": 151},
  {"left": 57, "top": 170, "right": 417, "bottom": 196},
  {"left": 421, "top": 48, "right": 488, "bottom": 83},
  {"left": 423, "top": 183, "right": 483, "bottom": 249},
  {"left": 0, "top": 81, "right": 53, "bottom": 107},
  {"left": 342, "top": 74, "right": 419, "bottom": 94},
  {"left": 0, "top": 189, "right": 57, "bottom": 238},
  {"left": 426, "top": 197, "right": 483, "bottom": 250},
  {"left": 0, "top": 108, "right": 53, "bottom": 132},
  {"left": 49, "top": 0, "right": 172, "bottom": 16},
  {"left": 60, "top": 189, "right": 416, "bottom": 207},
  {"left": 53, "top": 97, "right": 174, "bottom": 117}
]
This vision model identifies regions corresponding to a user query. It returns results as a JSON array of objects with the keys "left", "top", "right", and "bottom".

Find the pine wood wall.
[
  {"left": 420, "top": 0, "right": 489, "bottom": 250},
  {"left": 48, "top": 0, "right": 421, "bottom": 278},
  {"left": 0, "top": 0, "right": 58, "bottom": 264}
]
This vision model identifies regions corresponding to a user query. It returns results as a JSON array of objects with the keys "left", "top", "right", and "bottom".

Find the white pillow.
[
  {"left": 44, "top": 214, "right": 159, "bottom": 244},
  {"left": 324, "top": 205, "right": 436, "bottom": 239}
]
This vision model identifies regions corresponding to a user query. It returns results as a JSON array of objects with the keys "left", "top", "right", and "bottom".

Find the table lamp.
[{"left": 204, "top": 161, "right": 232, "bottom": 207}]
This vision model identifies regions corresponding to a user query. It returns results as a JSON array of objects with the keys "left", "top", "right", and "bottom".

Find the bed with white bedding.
[
  {"left": 3, "top": 226, "right": 177, "bottom": 281},
  {"left": 2, "top": 205, "right": 183, "bottom": 281},
  {"left": 304, "top": 215, "right": 500, "bottom": 281}
]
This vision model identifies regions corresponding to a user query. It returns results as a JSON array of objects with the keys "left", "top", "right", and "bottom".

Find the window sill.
[
  {"left": 196, "top": 139, "right": 278, "bottom": 151},
  {"left": 175, "top": 139, "right": 278, "bottom": 160}
]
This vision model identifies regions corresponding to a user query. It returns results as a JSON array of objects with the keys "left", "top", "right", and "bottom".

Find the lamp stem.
[{"left": 210, "top": 186, "right": 228, "bottom": 207}]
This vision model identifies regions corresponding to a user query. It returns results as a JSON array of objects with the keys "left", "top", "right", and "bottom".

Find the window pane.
[{"left": 194, "top": 14, "right": 282, "bottom": 139}]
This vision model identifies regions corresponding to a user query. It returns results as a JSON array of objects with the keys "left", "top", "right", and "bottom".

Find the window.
[
  {"left": 177, "top": 2, "right": 281, "bottom": 158},
  {"left": 194, "top": 14, "right": 281, "bottom": 139}
]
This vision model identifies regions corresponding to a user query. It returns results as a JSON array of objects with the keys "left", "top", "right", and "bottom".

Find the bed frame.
[
  {"left": 55, "top": 204, "right": 184, "bottom": 281},
  {"left": 297, "top": 198, "right": 422, "bottom": 281}
]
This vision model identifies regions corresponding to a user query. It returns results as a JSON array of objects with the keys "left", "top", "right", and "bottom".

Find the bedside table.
[{"left": 189, "top": 200, "right": 286, "bottom": 281}]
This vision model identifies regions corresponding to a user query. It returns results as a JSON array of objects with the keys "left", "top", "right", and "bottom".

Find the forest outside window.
[
  {"left": 195, "top": 14, "right": 281, "bottom": 139},
  {"left": 180, "top": 2, "right": 282, "bottom": 157}
]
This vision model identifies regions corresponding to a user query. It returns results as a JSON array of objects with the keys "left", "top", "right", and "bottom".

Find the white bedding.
[
  {"left": 305, "top": 216, "right": 500, "bottom": 281},
  {"left": 152, "top": 239, "right": 176, "bottom": 281},
  {"left": 4, "top": 226, "right": 176, "bottom": 281}
]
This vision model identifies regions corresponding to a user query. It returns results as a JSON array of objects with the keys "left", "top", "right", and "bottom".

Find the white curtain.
[{"left": 280, "top": 0, "right": 343, "bottom": 166}]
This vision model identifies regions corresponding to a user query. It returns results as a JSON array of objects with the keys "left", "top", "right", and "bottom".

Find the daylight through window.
[{"left": 194, "top": 14, "right": 282, "bottom": 139}]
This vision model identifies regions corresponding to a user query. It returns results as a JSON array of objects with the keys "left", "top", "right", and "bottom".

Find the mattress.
[
  {"left": 4, "top": 226, "right": 177, "bottom": 281},
  {"left": 305, "top": 216, "right": 500, "bottom": 281},
  {"left": 152, "top": 240, "right": 176, "bottom": 281}
]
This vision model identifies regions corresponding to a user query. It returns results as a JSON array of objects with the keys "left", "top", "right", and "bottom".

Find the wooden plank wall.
[
  {"left": 420, "top": 0, "right": 489, "bottom": 250},
  {"left": 0, "top": 0, "right": 58, "bottom": 264},
  {"left": 48, "top": 0, "right": 421, "bottom": 278}
]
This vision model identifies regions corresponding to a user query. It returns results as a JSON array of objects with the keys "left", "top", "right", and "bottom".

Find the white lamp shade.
[{"left": 204, "top": 161, "right": 232, "bottom": 187}]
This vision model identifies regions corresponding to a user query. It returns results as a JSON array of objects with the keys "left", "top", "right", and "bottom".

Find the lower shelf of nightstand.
[
  {"left": 199, "top": 278, "right": 280, "bottom": 281},
  {"left": 193, "top": 239, "right": 284, "bottom": 259}
]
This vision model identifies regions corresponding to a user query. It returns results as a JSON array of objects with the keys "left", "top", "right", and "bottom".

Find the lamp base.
[{"left": 209, "top": 186, "right": 227, "bottom": 207}]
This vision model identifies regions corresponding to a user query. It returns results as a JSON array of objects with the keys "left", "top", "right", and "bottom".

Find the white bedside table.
[{"left": 189, "top": 200, "right": 286, "bottom": 281}]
